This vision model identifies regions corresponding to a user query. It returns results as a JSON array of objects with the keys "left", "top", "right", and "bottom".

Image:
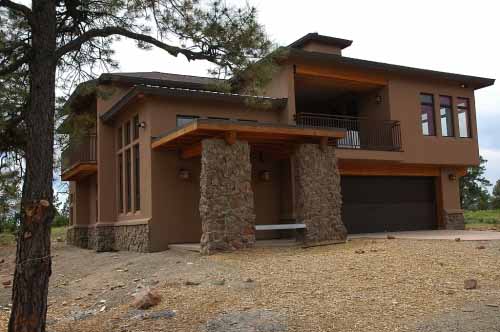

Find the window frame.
[
  {"left": 439, "top": 95, "right": 454, "bottom": 137},
  {"left": 116, "top": 114, "right": 141, "bottom": 215},
  {"left": 457, "top": 97, "right": 472, "bottom": 138},
  {"left": 420, "top": 93, "right": 436, "bottom": 136}
]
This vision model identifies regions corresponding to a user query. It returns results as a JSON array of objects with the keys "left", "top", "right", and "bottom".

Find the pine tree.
[{"left": 0, "top": 1, "right": 273, "bottom": 331}]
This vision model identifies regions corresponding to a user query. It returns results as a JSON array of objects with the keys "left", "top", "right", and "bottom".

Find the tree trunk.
[{"left": 8, "top": 1, "right": 57, "bottom": 332}]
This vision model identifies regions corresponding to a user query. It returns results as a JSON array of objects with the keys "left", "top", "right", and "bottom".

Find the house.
[{"left": 62, "top": 33, "right": 495, "bottom": 254}]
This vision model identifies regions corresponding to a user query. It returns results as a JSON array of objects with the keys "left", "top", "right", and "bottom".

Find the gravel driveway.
[{"left": 1, "top": 237, "right": 500, "bottom": 331}]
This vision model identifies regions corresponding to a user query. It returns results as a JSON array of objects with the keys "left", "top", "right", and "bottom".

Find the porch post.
[
  {"left": 293, "top": 143, "right": 347, "bottom": 244},
  {"left": 199, "top": 138, "right": 256, "bottom": 255}
]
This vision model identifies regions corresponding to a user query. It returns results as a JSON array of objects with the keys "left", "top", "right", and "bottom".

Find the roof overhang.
[
  {"left": 285, "top": 48, "right": 495, "bottom": 90},
  {"left": 151, "top": 119, "right": 346, "bottom": 159},
  {"left": 101, "top": 85, "right": 288, "bottom": 123}
]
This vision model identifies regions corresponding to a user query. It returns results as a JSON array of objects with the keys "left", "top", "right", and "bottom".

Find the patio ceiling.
[{"left": 151, "top": 119, "right": 346, "bottom": 159}]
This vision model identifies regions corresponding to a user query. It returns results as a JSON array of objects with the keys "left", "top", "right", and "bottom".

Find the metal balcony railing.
[
  {"left": 61, "top": 134, "right": 97, "bottom": 172},
  {"left": 295, "top": 113, "right": 402, "bottom": 151}
]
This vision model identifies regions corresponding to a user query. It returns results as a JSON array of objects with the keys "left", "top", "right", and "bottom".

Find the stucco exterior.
[{"left": 64, "top": 33, "right": 494, "bottom": 252}]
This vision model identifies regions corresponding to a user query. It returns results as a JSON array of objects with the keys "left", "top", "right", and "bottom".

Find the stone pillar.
[
  {"left": 443, "top": 209, "right": 465, "bottom": 230},
  {"left": 199, "top": 139, "right": 256, "bottom": 255},
  {"left": 293, "top": 144, "right": 346, "bottom": 244}
]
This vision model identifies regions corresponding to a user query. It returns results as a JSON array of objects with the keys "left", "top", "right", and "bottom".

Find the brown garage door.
[{"left": 341, "top": 176, "right": 437, "bottom": 233}]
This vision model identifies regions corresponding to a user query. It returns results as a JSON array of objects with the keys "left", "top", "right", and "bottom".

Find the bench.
[{"left": 255, "top": 224, "right": 306, "bottom": 231}]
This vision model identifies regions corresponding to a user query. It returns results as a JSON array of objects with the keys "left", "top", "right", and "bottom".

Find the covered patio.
[{"left": 151, "top": 118, "right": 348, "bottom": 254}]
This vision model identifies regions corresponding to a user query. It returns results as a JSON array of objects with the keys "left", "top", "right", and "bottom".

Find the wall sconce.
[
  {"left": 375, "top": 95, "right": 382, "bottom": 104},
  {"left": 459, "top": 83, "right": 467, "bottom": 89},
  {"left": 448, "top": 173, "right": 457, "bottom": 181},
  {"left": 137, "top": 121, "right": 147, "bottom": 129},
  {"left": 259, "top": 170, "right": 271, "bottom": 182},
  {"left": 178, "top": 169, "right": 191, "bottom": 180}
]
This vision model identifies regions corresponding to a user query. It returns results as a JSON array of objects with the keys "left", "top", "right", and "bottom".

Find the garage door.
[{"left": 341, "top": 176, "right": 437, "bottom": 233}]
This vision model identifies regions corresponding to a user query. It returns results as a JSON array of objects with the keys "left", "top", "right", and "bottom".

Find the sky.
[{"left": 109, "top": 0, "right": 499, "bottom": 186}]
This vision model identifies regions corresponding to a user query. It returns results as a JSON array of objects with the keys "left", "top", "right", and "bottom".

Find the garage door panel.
[{"left": 341, "top": 176, "right": 437, "bottom": 233}]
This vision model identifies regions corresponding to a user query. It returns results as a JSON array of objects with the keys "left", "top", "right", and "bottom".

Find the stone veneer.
[
  {"left": 67, "top": 224, "right": 150, "bottom": 252},
  {"left": 293, "top": 144, "right": 347, "bottom": 244},
  {"left": 199, "top": 139, "right": 256, "bottom": 255},
  {"left": 443, "top": 210, "right": 465, "bottom": 230}
]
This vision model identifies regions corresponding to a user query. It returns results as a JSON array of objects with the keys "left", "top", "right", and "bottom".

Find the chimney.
[{"left": 288, "top": 33, "right": 352, "bottom": 56}]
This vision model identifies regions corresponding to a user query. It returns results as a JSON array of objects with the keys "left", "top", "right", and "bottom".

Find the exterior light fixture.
[
  {"left": 448, "top": 173, "right": 457, "bottom": 181},
  {"left": 138, "top": 121, "right": 146, "bottom": 129},
  {"left": 259, "top": 170, "right": 271, "bottom": 182},
  {"left": 459, "top": 83, "right": 467, "bottom": 88},
  {"left": 178, "top": 169, "right": 191, "bottom": 180},
  {"left": 375, "top": 95, "right": 382, "bottom": 104}
]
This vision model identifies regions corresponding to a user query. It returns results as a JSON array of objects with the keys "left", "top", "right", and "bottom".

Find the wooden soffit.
[
  {"left": 151, "top": 119, "right": 346, "bottom": 158},
  {"left": 61, "top": 162, "right": 97, "bottom": 181}
]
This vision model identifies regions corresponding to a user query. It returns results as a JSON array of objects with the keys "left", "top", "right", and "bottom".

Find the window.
[
  {"left": 439, "top": 96, "right": 454, "bottom": 137},
  {"left": 134, "top": 144, "right": 140, "bottom": 211},
  {"left": 125, "top": 121, "right": 131, "bottom": 145},
  {"left": 117, "top": 114, "right": 140, "bottom": 214},
  {"left": 125, "top": 149, "right": 132, "bottom": 212},
  {"left": 457, "top": 97, "right": 471, "bottom": 138},
  {"left": 118, "top": 153, "right": 123, "bottom": 213},
  {"left": 420, "top": 94, "right": 435, "bottom": 136},
  {"left": 176, "top": 115, "right": 199, "bottom": 127},
  {"left": 118, "top": 127, "right": 123, "bottom": 149},
  {"left": 133, "top": 115, "right": 139, "bottom": 140}
]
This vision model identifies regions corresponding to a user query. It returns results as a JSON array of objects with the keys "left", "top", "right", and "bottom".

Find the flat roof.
[{"left": 151, "top": 119, "right": 346, "bottom": 158}]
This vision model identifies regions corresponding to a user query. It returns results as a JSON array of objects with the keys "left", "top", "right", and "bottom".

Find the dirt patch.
[{"left": 2, "top": 238, "right": 500, "bottom": 331}]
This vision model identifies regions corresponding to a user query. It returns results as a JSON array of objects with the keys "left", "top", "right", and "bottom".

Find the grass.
[
  {"left": 0, "top": 226, "right": 67, "bottom": 247},
  {"left": 464, "top": 209, "right": 500, "bottom": 230}
]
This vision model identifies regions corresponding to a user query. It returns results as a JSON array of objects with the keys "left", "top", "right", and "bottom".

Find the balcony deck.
[
  {"left": 295, "top": 113, "right": 402, "bottom": 152},
  {"left": 61, "top": 134, "right": 97, "bottom": 181}
]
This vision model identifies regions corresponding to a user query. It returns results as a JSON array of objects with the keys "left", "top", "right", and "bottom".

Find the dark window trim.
[
  {"left": 133, "top": 144, "right": 140, "bottom": 211},
  {"left": 439, "top": 95, "right": 454, "bottom": 137},
  {"left": 457, "top": 97, "right": 472, "bottom": 138},
  {"left": 420, "top": 93, "right": 436, "bottom": 136}
]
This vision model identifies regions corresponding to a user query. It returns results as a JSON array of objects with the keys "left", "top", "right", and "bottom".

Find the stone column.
[
  {"left": 293, "top": 144, "right": 346, "bottom": 244},
  {"left": 199, "top": 139, "right": 256, "bottom": 255}
]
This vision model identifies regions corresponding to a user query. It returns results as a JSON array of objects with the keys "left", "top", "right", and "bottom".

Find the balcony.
[
  {"left": 295, "top": 113, "right": 402, "bottom": 151},
  {"left": 61, "top": 134, "right": 97, "bottom": 181}
]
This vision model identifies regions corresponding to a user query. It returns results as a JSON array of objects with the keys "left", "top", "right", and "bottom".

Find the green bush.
[
  {"left": 464, "top": 209, "right": 500, "bottom": 225},
  {"left": 52, "top": 214, "right": 69, "bottom": 227}
]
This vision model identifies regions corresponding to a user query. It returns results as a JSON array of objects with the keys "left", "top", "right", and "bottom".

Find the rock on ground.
[
  {"left": 204, "top": 309, "right": 287, "bottom": 332},
  {"left": 131, "top": 289, "right": 162, "bottom": 310}
]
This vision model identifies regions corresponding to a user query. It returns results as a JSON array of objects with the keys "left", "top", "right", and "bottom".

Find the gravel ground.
[{"left": 2, "top": 237, "right": 500, "bottom": 331}]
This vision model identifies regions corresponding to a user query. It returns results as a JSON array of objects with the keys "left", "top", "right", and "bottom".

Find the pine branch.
[
  {"left": 0, "top": 0, "right": 32, "bottom": 23},
  {"left": 56, "top": 26, "right": 218, "bottom": 63},
  {"left": 0, "top": 53, "right": 30, "bottom": 76}
]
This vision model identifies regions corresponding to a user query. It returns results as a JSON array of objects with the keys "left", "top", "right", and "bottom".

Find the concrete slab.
[
  {"left": 349, "top": 230, "right": 500, "bottom": 241},
  {"left": 169, "top": 239, "right": 301, "bottom": 252}
]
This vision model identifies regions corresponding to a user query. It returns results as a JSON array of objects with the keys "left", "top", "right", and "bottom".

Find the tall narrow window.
[
  {"left": 457, "top": 97, "right": 471, "bottom": 138},
  {"left": 125, "top": 121, "right": 131, "bottom": 145},
  {"left": 420, "top": 94, "right": 435, "bottom": 136},
  {"left": 118, "top": 126, "right": 123, "bottom": 149},
  {"left": 133, "top": 115, "right": 139, "bottom": 140},
  {"left": 133, "top": 144, "right": 140, "bottom": 211},
  {"left": 118, "top": 153, "right": 123, "bottom": 213},
  {"left": 439, "top": 96, "right": 454, "bottom": 137},
  {"left": 125, "top": 149, "right": 132, "bottom": 212}
]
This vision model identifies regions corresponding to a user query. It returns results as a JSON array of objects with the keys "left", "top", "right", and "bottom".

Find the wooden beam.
[
  {"left": 295, "top": 66, "right": 388, "bottom": 86},
  {"left": 181, "top": 143, "right": 202, "bottom": 159},
  {"left": 224, "top": 131, "right": 237, "bottom": 145},
  {"left": 61, "top": 163, "right": 97, "bottom": 181},
  {"left": 338, "top": 161, "right": 440, "bottom": 177},
  {"left": 151, "top": 121, "right": 199, "bottom": 149}
]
